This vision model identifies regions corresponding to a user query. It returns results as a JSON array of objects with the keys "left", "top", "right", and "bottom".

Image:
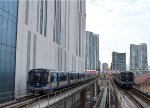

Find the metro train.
[
  {"left": 27, "top": 69, "right": 97, "bottom": 94},
  {"left": 112, "top": 71, "right": 134, "bottom": 88}
]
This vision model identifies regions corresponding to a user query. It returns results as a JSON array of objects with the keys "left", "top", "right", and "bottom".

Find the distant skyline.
[{"left": 86, "top": 0, "right": 150, "bottom": 66}]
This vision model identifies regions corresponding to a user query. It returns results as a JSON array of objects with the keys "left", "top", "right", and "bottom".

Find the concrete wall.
[
  {"left": 15, "top": 0, "right": 86, "bottom": 97},
  {"left": 49, "top": 92, "right": 80, "bottom": 108}
]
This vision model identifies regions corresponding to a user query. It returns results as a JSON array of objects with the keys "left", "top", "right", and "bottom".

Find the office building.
[
  {"left": 102, "top": 63, "right": 108, "bottom": 72},
  {"left": 111, "top": 52, "right": 126, "bottom": 71},
  {"left": 0, "top": 0, "right": 86, "bottom": 102},
  {"left": 0, "top": 1, "right": 18, "bottom": 103},
  {"left": 130, "top": 43, "right": 148, "bottom": 75},
  {"left": 85, "top": 31, "right": 99, "bottom": 71}
]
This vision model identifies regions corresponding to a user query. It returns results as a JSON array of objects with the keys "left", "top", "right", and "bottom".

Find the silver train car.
[{"left": 27, "top": 69, "right": 97, "bottom": 94}]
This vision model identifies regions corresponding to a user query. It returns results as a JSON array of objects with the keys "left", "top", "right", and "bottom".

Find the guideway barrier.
[{"left": 111, "top": 78, "right": 130, "bottom": 108}]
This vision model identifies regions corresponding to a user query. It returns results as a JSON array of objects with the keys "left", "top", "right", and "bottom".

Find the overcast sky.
[{"left": 86, "top": 0, "right": 150, "bottom": 67}]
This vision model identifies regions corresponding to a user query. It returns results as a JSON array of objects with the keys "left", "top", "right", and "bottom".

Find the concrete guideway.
[
  {"left": 31, "top": 78, "right": 99, "bottom": 108},
  {"left": 112, "top": 78, "right": 150, "bottom": 108},
  {"left": 111, "top": 78, "right": 131, "bottom": 108}
]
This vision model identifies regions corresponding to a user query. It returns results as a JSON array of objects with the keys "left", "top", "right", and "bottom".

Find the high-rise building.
[
  {"left": 102, "top": 63, "right": 108, "bottom": 72},
  {"left": 0, "top": 1, "right": 18, "bottom": 103},
  {"left": 130, "top": 43, "right": 148, "bottom": 75},
  {"left": 0, "top": 0, "right": 86, "bottom": 103},
  {"left": 85, "top": 31, "right": 99, "bottom": 71},
  {"left": 111, "top": 52, "right": 126, "bottom": 71}
]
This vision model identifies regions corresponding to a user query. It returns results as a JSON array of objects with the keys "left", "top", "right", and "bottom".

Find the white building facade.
[{"left": 14, "top": 0, "right": 86, "bottom": 98}]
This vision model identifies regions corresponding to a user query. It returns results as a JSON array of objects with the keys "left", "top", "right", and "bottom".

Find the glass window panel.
[
  {"left": 6, "top": 46, "right": 12, "bottom": 53},
  {"left": 0, "top": 51, "right": 5, "bottom": 98},
  {"left": 3, "top": 11, "right": 9, "bottom": 19},
  {"left": 0, "top": 1, "right": 3, "bottom": 9},
  {"left": 1, "top": 51, "right": 5, "bottom": 73},
  {"left": 8, "top": 1, "right": 13, "bottom": 16},
  {"left": 0, "top": 9, "right": 3, "bottom": 16},
  {"left": 6, "top": 52, "right": 11, "bottom": 76},
  {"left": 2, "top": 18, "right": 7, "bottom": 45},
  {"left": 11, "top": 53, "right": 15, "bottom": 73},
  {"left": 0, "top": 16, "right": 2, "bottom": 43},
  {"left": 3, "top": 1, "right": 9, "bottom": 12},
  {"left": 13, "top": 1, "right": 18, "bottom": 16},
  {"left": 0, "top": 52, "right": 1, "bottom": 74},
  {"left": 5, "top": 83, "right": 9, "bottom": 94},
  {"left": 7, "top": 20, "right": 12, "bottom": 46},
  {"left": 0, "top": 80, "right": 5, "bottom": 99},
  {"left": 11, "top": 48, "right": 15, "bottom": 53},
  {"left": 8, "top": 14, "right": 13, "bottom": 22},
  {"left": 1, "top": 44, "right": 6, "bottom": 51},
  {"left": 11, "top": 22, "right": 16, "bottom": 47},
  {"left": 10, "top": 54, "right": 13, "bottom": 75},
  {"left": 13, "top": 17, "right": 16, "bottom": 23}
]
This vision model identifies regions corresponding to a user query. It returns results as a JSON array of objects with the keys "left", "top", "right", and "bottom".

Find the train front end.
[
  {"left": 120, "top": 72, "right": 134, "bottom": 88},
  {"left": 27, "top": 69, "right": 49, "bottom": 94}
]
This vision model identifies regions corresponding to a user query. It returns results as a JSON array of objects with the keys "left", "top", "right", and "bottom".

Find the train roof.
[{"left": 29, "top": 68, "right": 49, "bottom": 71}]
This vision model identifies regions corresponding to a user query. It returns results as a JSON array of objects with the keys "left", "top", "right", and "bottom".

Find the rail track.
[
  {"left": 122, "top": 89, "right": 145, "bottom": 108},
  {"left": 113, "top": 80, "right": 150, "bottom": 108}
]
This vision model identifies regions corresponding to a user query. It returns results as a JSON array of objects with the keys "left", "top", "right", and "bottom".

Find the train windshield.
[
  {"left": 28, "top": 70, "right": 48, "bottom": 82},
  {"left": 121, "top": 73, "right": 133, "bottom": 81}
]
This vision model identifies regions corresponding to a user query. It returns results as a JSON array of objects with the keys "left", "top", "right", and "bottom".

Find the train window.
[
  {"left": 70, "top": 73, "right": 74, "bottom": 80},
  {"left": 121, "top": 73, "right": 124, "bottom": 78},
  {"left": 59, "top": 73, "right": 67, "bottom": 81},
  {"left": 50, "top": 74, "right": 54, "bottom": 83},
  {"left": 77, "top": 73, "right": 81, "bottom": 79},
  {"left": 82, "top": 74, "right": 85, "bottom": 78},
  {"left": 128, "top": 73, "right": 133, "bottom": 81},
  {"left": 125, "top": 74, "right": 129, "bottom": 78},
  {"left": 50, "top": 73, "right": 58, "bottom": 82},
  {"left": 28, "top": 71, "right": 48, "bottom": 82}
]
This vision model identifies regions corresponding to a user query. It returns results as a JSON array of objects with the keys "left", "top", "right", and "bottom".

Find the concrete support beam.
[
  {"left": 80, "top": 89, "right": 86, "bottom": 108},
  {"left": 94, "top": 81, "right": 98, "bottom": 97},
  {"left": 90, "top": 83, "right": 94, "bottom": 107},
  {"left": 49, "top": 92, "right": 80, "bottom": 108}
]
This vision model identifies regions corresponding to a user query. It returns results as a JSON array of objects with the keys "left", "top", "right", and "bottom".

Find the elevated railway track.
[
  {"left": 0, "top": 77, "right": 99, "bottom": 108},
  {"left": 112, "top": 79, "right": 150, "bottom": 108}
]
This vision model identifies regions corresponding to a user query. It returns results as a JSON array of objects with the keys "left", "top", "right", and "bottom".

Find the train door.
[{"left": 50, "top": 72, "right": 58, "bottom": 88}]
